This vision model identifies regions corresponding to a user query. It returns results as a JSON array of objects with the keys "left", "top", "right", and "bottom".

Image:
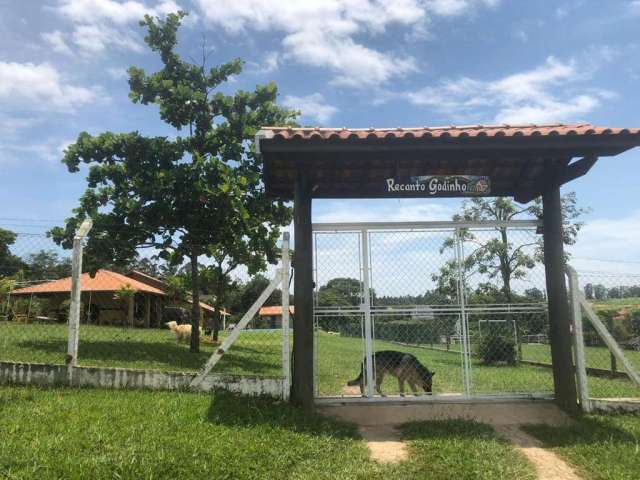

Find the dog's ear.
[{"left": 431, "top": 371, "right": 436, "bottom": 376}]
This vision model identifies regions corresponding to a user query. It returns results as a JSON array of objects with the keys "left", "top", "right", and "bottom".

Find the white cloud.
[
  {"left": 0, "top": 137, "right": 74, "bottom": 165},
  {"left": 555, "top": 6, "right": 568, "bottom": 18},
  {"left": 107, "top": 67, "right": 129, "bottom": 79},
  {"left": 406, "top": 56, "right": 610, "bottom": 124},
  {"left": 282, "top": 93, "right": 338, "bottom": 124},
  {"left": 0, "top": 114, "right": 41, "bottom": 138},
  {"left": 41, "top": 30, "right": 73, "bottom": 55},
  {"left": 0, "top": 61, "right": 100, "bottom": 112},
  {"left": 72, "top": 24, "right": 143, "bottom": 54},
  {"left": 248, "top": 51, "right": 280, "bottom": 75},
  {"left": 52, "top": 0, "right": 183, "bottom": 55},
  {"left": 195, "top": 0, "right": 497, "bottom": 87}
]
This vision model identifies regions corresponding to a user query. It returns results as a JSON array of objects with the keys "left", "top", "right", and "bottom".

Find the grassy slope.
[
  {"left": 524, "top": 414, "right": 640, "bottom": 480},
  {"left": 0, "top": 385, "right": 535, "bottom": 480}
]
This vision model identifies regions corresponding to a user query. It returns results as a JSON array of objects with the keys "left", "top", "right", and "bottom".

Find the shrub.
[{"left": 477, "top": 333, "right": 516, "bottom": 365}]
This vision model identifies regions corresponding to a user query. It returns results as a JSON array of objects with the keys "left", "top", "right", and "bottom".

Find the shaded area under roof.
[{"left": 257, "top": 123, "right": 640, "bottom": 203}]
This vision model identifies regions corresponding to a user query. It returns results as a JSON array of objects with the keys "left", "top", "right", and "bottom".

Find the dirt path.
[
  {"left": 494, "top": 425, "right": 581, "bottom": 480},
  {"left": 320, "top": 401, "right": 581, "bottom": 476},
  {"left": 358, "top": 425, "right": 408, "bottom": 463}
]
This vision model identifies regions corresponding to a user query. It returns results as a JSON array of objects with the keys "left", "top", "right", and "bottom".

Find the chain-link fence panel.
[
  {"left": 0, "top": 224, "right": 286, "bottom": 379},
  {"left": 575, "top": 270, "right": 640, "bottom": 400},
  {"left": 313, "top": 222, "right": 553, "bottom": 399},
  {"left": 466, "top": 309, "right": 554, "bottom": 395},
  {"left": 313, "top": 230, "right": 364, "bottom": 396},
  {"left": 371, "top": 311, "right": 464, "bottom": 396},
  {"left": 1, "top": 231, "right": 72, "bottom": 365}
]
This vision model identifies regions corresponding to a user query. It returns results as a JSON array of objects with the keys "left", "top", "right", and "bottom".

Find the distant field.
[
  {"left": 1, "top": 322, "right": 638, "bottom": 399},
  {"left": 591, "top": 297, "right": 640, "bottom": 308}
]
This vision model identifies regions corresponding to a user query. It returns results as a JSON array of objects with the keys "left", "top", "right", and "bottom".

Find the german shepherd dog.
[{"left": 347, "top": 350, "right": 435, "bottom": 396}]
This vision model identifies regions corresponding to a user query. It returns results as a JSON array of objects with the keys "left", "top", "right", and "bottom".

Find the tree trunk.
[
  {"left": 189, "top": 252, "right": 200, "bottom": 353},
  {"left": 212, "top": 276, "right": 224, "bottom": 342},
  {"left": 499, "top": 227, "right": 520, "bottom": 360}
]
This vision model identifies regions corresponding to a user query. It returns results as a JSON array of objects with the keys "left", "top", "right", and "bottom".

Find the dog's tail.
[{"left": 347, "top": 364, "right": 364, "bottom": 386}]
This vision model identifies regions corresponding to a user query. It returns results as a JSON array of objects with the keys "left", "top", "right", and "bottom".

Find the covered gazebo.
[{"left": 257, "top": 123, "right": 640, "bottom": 411}]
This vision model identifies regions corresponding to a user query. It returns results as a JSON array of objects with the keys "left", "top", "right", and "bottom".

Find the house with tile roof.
[{"left": 10, "top": 269, "right": 228, "bottom": 328}]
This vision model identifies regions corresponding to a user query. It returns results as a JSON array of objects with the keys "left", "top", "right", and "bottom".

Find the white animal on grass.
[{"left": 165, "top": 321, "right": 204, "bottom": 344}]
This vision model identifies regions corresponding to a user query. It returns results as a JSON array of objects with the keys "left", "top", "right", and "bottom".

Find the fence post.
[
  {"left": 607, "top": 317, "right": 617, "bottom": 375},
  {"left": 567, "top": 266, "right": 590, "bottom": 413},
  {"left": 67, "top": 219, "right": 93, "bottom": 372},
  {"left": 281, "top": 232, "right": 291, "bottom": 400}
]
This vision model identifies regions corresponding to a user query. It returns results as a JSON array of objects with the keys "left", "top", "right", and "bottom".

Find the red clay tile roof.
[
  {"left": 258, "top": 123, "right": 640, "bottom": 141},
  {"left": 11, "top": 269, "right": 166, "bottom": 296},
  {"left": 259, "top": 306, "right": 294, "bottom": 316}
]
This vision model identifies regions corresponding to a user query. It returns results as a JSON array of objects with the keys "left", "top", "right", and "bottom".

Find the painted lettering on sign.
[{"left": 385, "top": 176, "right": 490, "bottom": 196}]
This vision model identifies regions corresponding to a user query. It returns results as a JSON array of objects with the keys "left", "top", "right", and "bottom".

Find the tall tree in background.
[
  {"left": 434, "top": 194, "right": 588, "bottom": 303},
  {"left": 0, "top": 228, "right": 24, "bottom": 277},
  {"left": 50, "top": 11, "right": 296, "bottom": 352},
  {"left": 23, "top": 250, "right": 72, "bottom": 281}
]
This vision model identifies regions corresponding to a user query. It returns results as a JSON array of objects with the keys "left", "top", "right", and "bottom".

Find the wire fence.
[
  {"left": 0, "top": 227, "right": 287, "bottom": 379},
  {"left": 313, "top": 223, "right": 555, "bottom": 398},
  {"left": 573, "top": 269, "right": 640, "bottom": 402}
]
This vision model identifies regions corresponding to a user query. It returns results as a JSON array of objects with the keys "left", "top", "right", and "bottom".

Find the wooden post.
[
  {"left": 608, "top": 317, "right": 617, "bottom": 374},
  {"left": 156, "top": 297, "right": 163, "bottom": 327},
  {"left": 128, "top": 296, "right": 134, "bottom": 327},
  {"left": 144, "top": 295, "right": 151, "bottom": 328},
  {"left": 542, "top": 183, "right": 578, "bottom": 412},
  {"left": 281, "top": 232, "right": 291, "bottom": 401},
  {"left": 292, "top": 171, "right": 314, "bottom": 410}
]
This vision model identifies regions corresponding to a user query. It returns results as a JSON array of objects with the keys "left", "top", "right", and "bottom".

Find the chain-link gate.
[{"left": 313, "top": 220, "right": 553, "bottom": 401}]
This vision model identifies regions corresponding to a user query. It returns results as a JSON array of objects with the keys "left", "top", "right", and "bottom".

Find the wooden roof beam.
[{"left": 514, "top": 156, "right": 598, "bottom": 204}]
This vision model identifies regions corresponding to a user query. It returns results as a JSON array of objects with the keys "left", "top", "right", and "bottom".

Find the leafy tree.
[
  {"left": 435, "top": 194, "right": 588, "bottom": 303},
  {"left": 0, "top": 228, "right": 25, "bottom": 277},
  {"left": 524, "top": 287, "right": 546, "bottom": 302},
  {"left": 584, "top": 283, "right": 594, "bottom": 300},
  {"left": 231, "top": 274, "right": 281, "bottom": 317},
  {"left": 593, "top": 284, "right": 607, "bottom": 300},
  {"left": 608, "top": 287, "right": 621, "bottom": 299},
  {"left": 23, "top": 250, "right": 72, "bottom": 281},
  {"left": 50, "top": 11, "right": 296, "bottom": 351},
  {"left": 317, "top": 278, "right": 367, "bottom": 307}
]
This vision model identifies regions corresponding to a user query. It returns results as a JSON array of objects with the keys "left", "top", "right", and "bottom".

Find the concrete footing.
[{"left": 0, "top": 360, "right": 284, "bottom": 397}]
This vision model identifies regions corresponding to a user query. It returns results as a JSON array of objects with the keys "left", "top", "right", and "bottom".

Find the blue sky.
[{"left": 1, "top": 0, "right": 640, "bottom": 275}]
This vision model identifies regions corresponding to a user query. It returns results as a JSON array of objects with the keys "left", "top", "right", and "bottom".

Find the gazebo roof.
[{"left": 256, "top": 123, "right": 640, "bottom": 202}]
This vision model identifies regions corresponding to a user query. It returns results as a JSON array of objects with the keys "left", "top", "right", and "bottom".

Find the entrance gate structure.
[
  {"left": 312, "top": 220, "right": 550, "bottom": 401},
  {"left": 256, "top": 123, "right": 640, "bottom": 412}
]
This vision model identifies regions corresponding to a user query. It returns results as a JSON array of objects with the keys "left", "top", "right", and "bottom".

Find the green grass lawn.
[
  {"left": 524, "top": 414, "right": 640, "bottom": 480},
  {"left": 0, "top": 322, "right": 283, "bottom": 376},
  {"left": 1, "top": 322, "right": 638, "bottom": 399},
  {"left": 0, "top": 385, "right": 535, "bottom": 480},
  {"left": 592, "top": 297, "right": 640, "bottom": 308},
  {"left": 317, "top": 332, "right": 554, "bottom": 396},
  {"left": 521, "top": 343, "right": 640, "bottom": 374}
]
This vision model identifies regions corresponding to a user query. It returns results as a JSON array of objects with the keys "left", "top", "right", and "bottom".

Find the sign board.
[{"left": 385, "top": 175, "right": 491, "bottom": 197}]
